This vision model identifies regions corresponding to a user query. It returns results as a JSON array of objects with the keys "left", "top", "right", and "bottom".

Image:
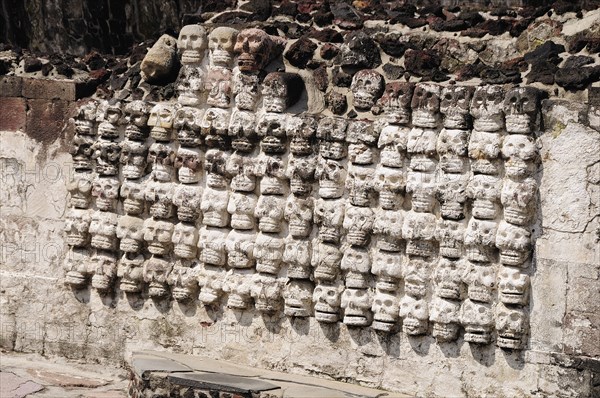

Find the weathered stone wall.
[{"left": 1, "top": 3, "right": 599, "bottom": 397}]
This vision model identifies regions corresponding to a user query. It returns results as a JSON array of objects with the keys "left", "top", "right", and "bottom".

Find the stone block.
[
  {"left": 0, "top": 76, "right": 23, "bottom": 97},
  {"left": 567, "top": 262, "right": 600, "bottom": 314},
  {"left": 0, "top": 97, "right": 27, "bottom": 131},
  {"left": 22, "top": 78, "right": 76, "bottom": 101},
  {"left": 563, "top": 312, "right": 600, "bottom": 358},
  {"left": 25, "top": 99, "right": 69, "bottom": 144}
]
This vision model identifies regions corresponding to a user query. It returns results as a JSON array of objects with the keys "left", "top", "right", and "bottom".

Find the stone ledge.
[
  {"left": 0, "top": 76, "right": 23, "bottom": 97},
  {"left": 22, "top": 78, "right": 77, "bottom": 101}
]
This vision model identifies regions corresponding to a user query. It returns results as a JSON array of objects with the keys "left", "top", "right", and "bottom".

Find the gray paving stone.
[
  {"left": 131, "top": 353, "right": 192, "bottom": 378},
  {"left": 168, "top": 372, "right": 280, "bottom": 394}
]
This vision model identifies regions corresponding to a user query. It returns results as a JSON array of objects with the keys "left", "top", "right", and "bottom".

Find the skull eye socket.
[
  {"left": 445, "top": 93, "right": 452, "bottom": 100},
  {"left": 426, "top": 92, "right": 433, "bottom": 98},
  {"left": 510, "top": 96, "right": 517, "bottom": 103},
  {"left": 510, "top": 313, "right": 520, "bottom": 321},
  {"left": 478, "top": 307, "right": 486, "bottom": 314},
  {"left": 327, "top": 290, "right": 335, "bottom": 297}
]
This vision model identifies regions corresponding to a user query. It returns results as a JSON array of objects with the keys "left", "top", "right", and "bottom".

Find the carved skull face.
[
  {"left": 498, "top": 266, "right": 530, "bottom": 305},
  {"left": 141, "top": 35, "right": 178, "bottom": 83},
  {"left": 437, "top": 128, "right": 468, "bottom": 173},
  {"left": 64, "top": 208, "right": 91, "bottom": 247},
  {"left": 172, "top": 222, "right": 199, "bottom": 259},
  {"left": 436, "top": 173, "right": 468, "bottom": 220},
  {"left": 285, "top": 154, "right": 317, "bottom": 197},
  {"left": 92, "top": 176, "right": 120, "bottom": 211},
  {"left": 470, "top": 85, "right": 504, "bottom": 132},
  {"left": 92, "top": 140, "right": 121, "bottom": 176},
  {"left": 116, "top": 215, "right": 145, "bottom": 253},
  {"left": 373, "top": 82, "right": 414, "bottom": 124},
  {"left": 374, "top": 165, "right": 405, "bottom": 210},
  {"left": 178, "top": 24, "right": 208, "bottom": 64},
  {"left": 440, "top": 85, "right": 474, "bottom": 129},
  {"left": 312, "top": 242, "right": 342, "bottom": 282},
  {"left": 504, "top": 87, "right": 540, "bottom": 134},
  {"left": 399, "top": 296, "right": 428, "bottom": 335},
  {"left": 70, "top": 134, "right": 95, "bottom": 171},
  {"left": 250, "top": 273, "right": 283, "bottom": 314},
  {"left": 495, "top": 303, "right": 528, "bottom": 349},
  {"left": 283, "top": 237, "right": 312, "bottom": 279},
  {"left": 209, "top": 27, "right": 238, "bottom": 67},
  {"left": 314, "top": 198, "right": 345, "bottom": 244},
  {"left": 228, "top": 192, "right": 258, "bottom": 231},
  {"left": 468, "top": 130, "right": 501, "bottom": 175},
  {"left": 433, "top": 258, "right": 463, "bottom": 300},
  {"left": 147, "top": 104, "right": 175, "bottom": 141},
  {"left": 256, "top": 112, "right": 287, "bottom": 154},
  {"left": 89, "top": 210, "right": 118, "bottom": 250},
  {"left": 411, "top": 83, "right": 441, "bottom": 128},
  {"left": 201, "top": 108, "right": 231, "bottom": 147},
  {"left": 198, "top": 266, "right": 225, "bottom": 304},
  {"left": 429, "top": 297, "right": 461, "bottom": 342},
  {"left": 96, "top": 100, "right": 122, "bottom": 139},
  {"left": 464, "top": 219, "right": 498, "bottom": 263},
  {"left": 120, "top": 140, "right": 148, "bottom": 180},
  {"left": 371, "top": 251, "right": 403, "bottom": 290},
  {"left": 143, "top": 256, "right": 172, "bottom": 298},
  {"left": 147, "top": 142, "right": 176, "bottom": 182},
  {"left": 351, "top": 69, "right": 384, "bottom": 111},
  {"left": 198, "top": 227, "right": 228, "bottom": 267},
  {"left": 124, "top": 100, "right": 151, "bottom": 141},
  {"left": 404, "top": 258, "right": 430, "bottom": 299},
  {"left": 501, "top": 178, "right": 537, "bottom": 226},
  {"left": 201, "top": 187, "right": 229, "bottom": 228},
  {"left": 435, "top": 219, "right": 465, "bottom": 259},
  {"left": 316, "top": 116, "right": 347, "bottom": 142},
  {"left": 172, "top": 185, "right": 202, "bottom": 223},
  {"left": 341, "top": 287, "right": 373, "bottom": 326},
  {"left": 284, "top": 196, "right": 314, "bottom": 238},
  {"left": 262, "top": 72, "right": 302, "bottom": 113},
  {"left": 257, "top": 155, "right": 288, "bottom": 196},
  {"left": 234, "top": 28, "right": 284, "bottom": 72},
  {"left": 343, "top": 205, "right": 375, "bottom": 246},
  {"left": 402, "top": 211, "right": 437, "bottom": 257},
  {"left": 502, "top": 135, "right": 537, "bottom": 178},
  {"left": 90, "top": 251, "right": 117, "bottom": 292},
  {"left": 378, "top": 124, "right": 408, "bottom": 168},
  {"left": 177, "top": 65, "right": 204, "bottom": 107},
  {"left": 371, "top": 290, "right": 400, "bottom": 332},
  {"left": 223, "top": 269, "right": 254, "bottom": 309},
  {"left": 67, "top": 174, "right": 93, "bottom": 209},
  {"left": 341, "top": 247, "right": 371, "bottom": 284},
  {"left": 232, "top": 72, "right": 260, "bottom": 111},
  {"left": 224, "top": 229, "right": 254, "bottom": 269},
  {"left": 283, "top": 279, "right": 314, "bottom": 317},
  {"left": 173, "top": 106, "right": 202, "bottom": 147},
  {"left": 255, "top": 195, "right": 286, "bottom": 233},
  {"left": 120, "top": 180, "right": 146, "bottom": 215},
  {"left": 206, "top": 68, "right": 233, "bottom": 108},
  {"left": 467, "top": 174, "right": 501, "bottom": 220},
  {"left": 227, "top": 153, "right": 256, "bottom": 193},
  {"left": 73, "top": 100, "right": 98, "bottom": 136},
  {"left": 205, "top": 149, "right": 229, "bottom": 189},
  {"left": 346, "top": 165, "right": 375, "bottom": 207},
  {"left": 145, "top": 181, "right": 175, "bottom": 219},
  {"left": 407, "top": 183, "right": 436, "bottom": 213},
  {"left": 64, "top": 247, "right": 91, "bottom": 287},
  {"left": 175, "top": 147, "right": 203, "bottom": 184},
  {"left": 315, "top": 158, "right": 346, "bottom": 199},
  {"left": 462, "top": 262, "right": 496, "bottom": 303},
  {"left": 460, "top": 299, "right": 494, "bottom": 344},
  {"left": 117, "top": 253, "right": 145, "bottom": 293},
  {"left": 228, "top": 110, "right": 257, "bottom": 152},
  {"left": 495, "top": 221, "right": 532, "bottom": 266},
  {"left": 373, "top": 209, "right": 403, "bottom": 252},
  {"left": 313, "top": 282, "right": 343, "bottom": 323},
  {"left": 407, "top": 127, "right": 438, "bottom": 157},
  {"left": 167, "top": 262, "right": 199, "bottom": 302},
  {"left": 143, "top": 218, "right": 174, "bottom": 255}
]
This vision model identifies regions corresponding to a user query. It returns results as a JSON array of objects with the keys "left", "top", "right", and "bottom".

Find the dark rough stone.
[
  {"left": 459, "top": 11, "right": 484, "bottom": 27},
  {"left": 524, "top": 41, "right": 565, "bottom": 65},
  {"left": 391, "top": 16, "right": 428, "bottom": 28},
  {"left": 331, "top": 3, "right": 363, "bottom": 30},
  {"left": 320, "top": 43, "right": 339, "bottom": 60},
  {"left": 296, "top": 13, "right": 312, "bottom": 23},
  {"left": 285, "top": 37, "right": 317, "bottom": 69},
  {"left": 418, "top": 5, "right": 444, "bottom": 18},
  {"left": 84, "top": 52, "right": 107, "bottom": 70},
  {"left": 269, "top": 22, "right": 308, "bottom": 40},
  {"left": 200, "top": 0, "right": 237, "bottom": 13},
  {"left": 309, "top": 28, "right": 343, "bottom": 43},
  {"left": 273, "top": 0, "right": 298, "bottom": 17},
  {"left": 297, "top": 0, "right": 325, "bottom": 14},
  {"left": 41, "top": 63, "right": 53, "bottom": 76},
  {"left": 377, "top": 33, "right": 407, "bottom": 57},
  {"left": 332, "top": 67, "right": 352, "bottom": 87},
  {"left": 110, "top": 74, "right": 128, "bottom": 91},
  {"left": 0, "top": 76, "right": 23, "bottom": 97},
  {"left": 430, "top": 19, "right": 469, "bottom": 32},
  {"left": 430, "top": 69, "right": 450, "bottom": 82},
  {"left": 239, "top": 0, "right": 272, "bottom": 21},
  {"left": 314, "top": 11, "right": 334, "bottom": 27},
  {"left": 0, "top": 97, "right": 27, "bottom": 131},
  {"left": 325, "top": 91, "right": 348, "bottom": 115},
  {"left": 23, "top": 57, "right": 42, "bottom": 72},
  {"left": 552, "top": 0, "right": 580, "bottom": 15},
  {"left": 347, "top": 109, "right": 357, "bottom": 118},
  {"left": 463, "top": 19, "right": 513, "bottom": 37},
  {"left": 167, "top": 373, "right": 278, "bottom": 394},
  {"left": 480, "top": 67, "right": 522, "bottom": 84},
  {"left": 510, "top": 18, "right": 532, "bottom": 37},
  {"left": 337, "top": 31, "right": 381, "bottom": 69},
  {"left": 555, "top": 66, "right": 600, "bottom": 90},
  {"left": 404, "top": 49, "right": 441, "bottom": 77},
  {"left": 526, "top": 61, "right": 558, "bottom": 85},
  {"left": 0, "top": 60, "right": 9, "bottom": 75},
  {"left": 26, "top": 99, "right": 70, "bottom": 144},
  {"left": 382, "top": 63, "right": 405, "bottom": 80},
  {"left": 313, "top": 65, "right": 329, "bottom": 92},
  {"left": 563, "top": 55, "right": 595, "bottom": 69},
  {"left": 55, "top": 64, "right": 74, "bottom": 78}
]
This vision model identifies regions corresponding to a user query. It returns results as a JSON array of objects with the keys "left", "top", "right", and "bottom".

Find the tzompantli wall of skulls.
[{"left": 64, "top": 25, "right": 539, "bottom": 350}]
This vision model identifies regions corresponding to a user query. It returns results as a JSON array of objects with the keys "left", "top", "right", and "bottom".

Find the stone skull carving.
[
  {"left": 371, "top": 289, "right": 400, "bottom": 332},
  {"left": 233, "top": 28, "right": 285, "bottom": 72},
  {"left": 73, "top": 100, "right": 98, "bottom": 136},
  {"left": 173, "top": 106, "right": 203, "bottom": 147},
  {"left": 64, "top": 247, "right": 91, "bottom": 288},
  {"left": 120, "top": 140, "right": 148, "bottom": 180},
  {"left": 89, "top": 211, "right": 118, "bottom": 250},
  {"left": 255, "top": 195, "right": 286, "bottom": 233},
  {"left": 198, "top": 265, "right": 225, "bottom": 305},
  {"left": 467, "top": 174, "right": 501, "bottom": 220},
  {"left": 503, "top": 87, "right": 541, "bottom": 134},
  {"left": 175, "top": 147, "right": 203, "bottom": 184},
  {"left": 201, "top": 187, "right": 229, "bottom": 227},
  {"left": 223, "top": 269, "right": 254, "bottom": 309},
  {"left": 168, "top": 262, "right": 199, "bottom": 302},
  {"left": 172, "top": 222, "right": 199, "bottom": 259},
  {"left": 201, "top": 108, "right": 231, "bottom": 148},
  {"left": 90, "top": 251, "right": 117, "bottom": 292},
  {"left": 116, "top": 215, "right": 145, "bottom": 254},
  {"left": 314, "top": 198, "right": 345, "bottom": 244},
  {"left": 341, "top": 287, "right": 373, "bottom": 326},
  {"left": 432, "top": 258, "right": 464, "bottom": 300},
  {"left": 407, "top": 128, "right": 438, "bottom": 171},
  {"left": 254, "top": 232, "right": 285, "bottom": 275},
  {"left": 64, "top": 208, "right": 91, "bottom": 247},
  {"left": 147, "top": 103, "right": 176, "bottom": 141},
  {"left": 96, "top": 99, "right": 122, "bottom": 139},
  {"left": 91, "top": 140, "right": 121, "bottom": 176},
  {"left": 399, "top": 296, "right": 429, "bottom": 335},
  {"left": 437, "top": 128, "right": 469, "bottom": 173},
  {"left": 256, "top": 112, "right": 287, "bottom": 154},
  {"left": 124, "top": 100, "right": 151, "bottom": 141},
  {"left": 351, "top": 69, "right": 384, "bottom": 111},
  {"left": 373, "top": 209, "right": 403, "bottom": 252},
  {"left": 141, "top": 34, "right": 178, "bottom": 83},
  {"left": 117, "top": 253, "right": 145, "bottom": 293},
  {"left": 378, "top": 124, "right": 409, "bottom": 168},
  {"left": 204, "top": 149, "right": 230, "bottom": 189},
  {"left": 402, "top": 211, "right": 437, "bottom": 258},
  {"left": 313, "top": 282, "right": 344, "bottom": 323},
  {"left": 198, "top": 227, "right": 228, "bottom": 267},
  {"left": 232, "top": 71, "right": 260, "bottom": 111},
  {"left": 496, "top": 303, "right": 528, "bottom": 349},
  {"left": 404, "top": 257, "right": 431, "bottom": 299},
  {"left": 250, "top": 273, "right": 283, "bottom": 314},
  {"left": 347, "top": 120, "right": 378, "bottom": 165},
  {"left": 177, "top": 65, "right": 204, "bottom": 107},
  {"left": 341, "top": 246, "right": 371, "bottom": 289},
  {"left": 371, "top": 250, "right": 403, "bottom": 291},
  {"left": 346, "top": 165, "right": 375, "bottom": 207},
  {"left": 462, "top": 262, "right": 496, "bottom": 303},
  {"left": 315, "top": 158, "right": 346, "bottom": 199},
  {"left": 227, "top": 153, "right": 257, "bottom": 193},
  {"left": 411, "top": 83, "right": 441, "bottom": 128},
  {"left": 343, "top": 205, "right": 374, "bottom": 247},
  {"left": 285, "top": 154, "right": 317, "bottom": 197},
  {"left": 317, "top": 116, "right": 347, "bottom": 144},
  {"left": 429, "top": 296, "right": 461, "bottom": 342},
  {"left": 470, "top": 85, "right": 505, "bottom": 132},
  {"left": 374, "top": 165, "right": 405, "bottom": 210},
  {"left": 145, "top": 181, "right": 176, "bottom": 219},
  {"left": 502, "top": 134, "right": 537, "bottom": 178},
  {"left": 226, "top": 229, "right": 255, "bottom": 269},
  {"left": 173, "top": 184, "right": 203, "bottom": 223},
  {"left": 228, "top": 192, "right": 258, "bottom": 231},
  {"left": 312, "top": 241, "right": 342, "bottom": 282},
  {"left": 501, "top": 177, "right": 537, "bottom": 226},
  {"left": 440, "top": 85, "right": 474, "bottom": 129},
  {"left": 256, "top": 154, "right": 287, "bottom": 195},
  {"left": 283, "top": 237, "right": 312, "bottom": 279},
  {"left": 464, "top": 218, "right": 499, "bottom": 263},
  {"left": 468, "top": 129, "right": 501, "bottom": 175},
  {"left": 373, "top": 82, "right": 414, "bottom": 125},
  {"left": 147, "top": 142, "right": 176, "bottom": 182},
  {"left": 143, "top": 255, "right": 172, "bottom": 298},
  {"left": 209, "top": 26, "right": 238, "bottom": 67},
  {"left": 495, "top": 221, "right": 532, "bottom": 266},
  {"left": 67, "top": 173, "right": 93, "bottom": 209},
  {"left": 178, "top": 24, "right": 208, "bottom": 65},
  {"left": 206, "top": 67, "right": 233, "bottom": 109},
  {"left": 283, "top": 279, "right": 314, "bottom": 318},
  {"left": 284, "top": 196, "right": 314, "bottom": 238},
  {"left": 287, "top": 115, "right": 317, "bottom": 156},
  {"left": 143, "top": 218, "right": 174, "bottom": 256},
  {"left": 70, "top": 134, "right": 96, "bottom": 171},
  {"left": 436, "top": 173, "right": 468, "bottom": 220},
  {"left": 498, "top": 266, "right": 530, "bottom": 305},
  {"left": 460, "top": 299, "right": 494, "bottom": 344},
  {"left": 262, "top": 72, "right": 303, "bottom": 113},
  {"left": 92, "top": 176, "right": 120, "bottom": 211},
  {"left": 435, "top": 219, "right": 465, "bottom": 259},
  {"left": 120, "top": 180, "right": 146, "bottom": 215}
]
